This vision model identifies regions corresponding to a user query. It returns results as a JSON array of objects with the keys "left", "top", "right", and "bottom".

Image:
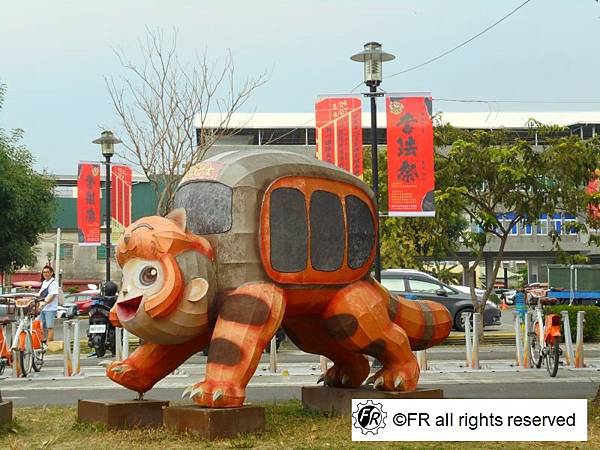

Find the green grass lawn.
[{"left": 1, "top": 400, "right": 599, "bottom": 449}]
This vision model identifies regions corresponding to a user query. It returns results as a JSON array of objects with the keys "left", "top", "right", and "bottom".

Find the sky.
[{"left": 1, "top": 0, "right": 599, "bottom": 175}]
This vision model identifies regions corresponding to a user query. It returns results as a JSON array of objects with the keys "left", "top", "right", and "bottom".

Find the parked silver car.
[{"left": 380, "top": 269, "right": 502, "bottom": 332}]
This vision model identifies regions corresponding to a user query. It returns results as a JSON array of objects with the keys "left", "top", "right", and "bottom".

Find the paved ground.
[
  {"left": 2, "top": 344, "right": 600, "bottom": 406},
  {"left": 3, "top": 307, "right": 597, "bottom": 406}
]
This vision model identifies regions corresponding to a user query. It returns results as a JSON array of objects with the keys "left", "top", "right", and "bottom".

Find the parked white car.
[{"left": 450, "top": 285, "right": 486, "bottom": 299}]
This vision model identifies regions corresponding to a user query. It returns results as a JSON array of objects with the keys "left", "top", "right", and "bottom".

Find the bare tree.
[{"left": 106, "top": 28, "right": 268, "bottom": 215}]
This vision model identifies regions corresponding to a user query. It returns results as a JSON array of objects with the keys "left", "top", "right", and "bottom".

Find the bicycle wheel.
[
  {"left": 32, "top": 334, "right": 44, "bottom": 372},
  {"left": 529, "top": 321, "right": 543, "bottom": 368},
  {"left": 19, "top": 331, "right": 34, "bottom": 377},
  {"left": 545, "top": 336, "right": 560, "bottom": 377}
]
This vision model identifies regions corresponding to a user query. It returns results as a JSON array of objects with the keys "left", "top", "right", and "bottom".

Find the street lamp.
[
  {"left": 92, "top": 130, "right": 122, "bottom": 282},
  {"left": 351, "top": 42, "right": 395, "bottom": 282}
]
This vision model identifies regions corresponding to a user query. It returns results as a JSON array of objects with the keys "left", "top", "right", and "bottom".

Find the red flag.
[
  {"left": 386, "top": 96, "right": 435, "bottom": 216},
  {"left": 315, "top": 97, "right": 363, "bottom": 177},
  {"left": 77, "top": 163, "right": 101, "bottom": 244},
  {"left": 110, "top": 164, "right": 132, "bottom": 242}
]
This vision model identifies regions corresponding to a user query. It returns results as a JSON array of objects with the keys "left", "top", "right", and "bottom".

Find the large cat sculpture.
[{"left": 106, "top": 150, "right": 452, "bottom": 407}]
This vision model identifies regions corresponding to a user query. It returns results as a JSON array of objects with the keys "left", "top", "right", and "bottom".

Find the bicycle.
[
  {"left": 10, "top": 295, "right": 45, "bottom": 377},
  {"left": 0, "top": 317, "right": 13, "bottom": 375},
  {"left": 526, "top": 290, "right": 562, "bottom": 377}
]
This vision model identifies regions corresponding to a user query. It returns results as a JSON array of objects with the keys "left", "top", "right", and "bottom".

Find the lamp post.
[
  {"left": 92, "top": 130, "right": 122, "bottom": 282},
  {"left": 351, "top": 42, "right": 395, "bottom": 282}
]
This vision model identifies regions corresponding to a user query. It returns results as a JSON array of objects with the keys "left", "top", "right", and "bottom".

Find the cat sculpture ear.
[
  {"left": 165, "top": 208, "right": 187, "bottom": 231},
  {"left": 183, "top": 278, "right": 209, "bottom": 303}
]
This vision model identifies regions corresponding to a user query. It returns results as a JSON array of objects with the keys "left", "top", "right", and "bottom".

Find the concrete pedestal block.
[
  {"left": 0, "top": 401, "right": 13, "bottom": 424},
  {"left": 77, "top": 399, "right": 169, "bottom": 429},
  {"left": 302, "top": 386, "right": 444, "bottom": 416},
  {"left": 163, "top": 405, "right": 265, "bottom": 439}
]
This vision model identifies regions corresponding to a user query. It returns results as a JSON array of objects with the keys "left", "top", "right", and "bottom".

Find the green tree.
[
  {"left": 106, "top": 28, "right": 268, "bottom": 215},
  {"left": 435, "top": 125, "right": 600, "bottom": 320},
  {"left": 363, "top": 146, "right": 466, "bottom": 270},
  {"left": 0, "top": 84, "right": 55, "bottom": 274}
]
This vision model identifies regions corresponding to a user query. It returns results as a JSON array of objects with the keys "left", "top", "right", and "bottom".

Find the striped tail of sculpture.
[{"left": 374, "top": 280, "right": 453, "bottom": 351}]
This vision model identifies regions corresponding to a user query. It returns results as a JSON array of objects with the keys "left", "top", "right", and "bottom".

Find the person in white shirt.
[{"left": 38, "top": 265, "right": 59, "bottom": 341}]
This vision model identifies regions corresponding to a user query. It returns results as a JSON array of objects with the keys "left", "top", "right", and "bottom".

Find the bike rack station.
[{"left": 514, "top": 310, "right": 586, "bottom": 369}]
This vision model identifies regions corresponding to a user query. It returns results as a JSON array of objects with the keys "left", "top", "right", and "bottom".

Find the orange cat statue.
[{"left": 107, "top": 150, "right": 452, "bottom": 408}]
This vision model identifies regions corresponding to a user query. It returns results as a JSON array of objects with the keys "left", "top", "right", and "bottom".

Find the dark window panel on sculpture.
[
  {"left": 345, "top": 195, "right": 375, "bottom": 269},
  {"left": 269, "top": 187, "right": 308, "bottom": 273},
  {"left": 310, "top": 190, "right": 344, "bottom": 272},
  {"left": 174, "top": 181, "right": 233, "bottom": 234}
]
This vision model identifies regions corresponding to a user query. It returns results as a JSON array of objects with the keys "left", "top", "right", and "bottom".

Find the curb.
[{"left": 442, "top": 333, "right": 516, "bottom": 346}]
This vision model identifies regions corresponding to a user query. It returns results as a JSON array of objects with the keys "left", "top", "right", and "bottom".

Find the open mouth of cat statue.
[{"left": 117, "top": 295, "right": 143, "bottom": 322}]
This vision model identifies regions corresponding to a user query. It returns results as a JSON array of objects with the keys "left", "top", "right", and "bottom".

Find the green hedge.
[{"left": 545, "top": 305, "right": 600, "bottom": 342}]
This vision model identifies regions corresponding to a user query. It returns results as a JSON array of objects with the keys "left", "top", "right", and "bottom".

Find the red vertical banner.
[
  {"left": 110, "top": 164, "right": 132, "bottom": 243},
  {"left": 386, "top": 95, "right": 435, "bottom": 216},
  {"left": 77, "top": 162, "right": 101, "bottom": 244},
  {"left": 315, "top": 97, "right": 363, "bottom": 177}
]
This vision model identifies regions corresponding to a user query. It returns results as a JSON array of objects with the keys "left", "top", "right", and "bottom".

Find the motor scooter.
[{"left": 87, "top": 281, "right": 118, "bottom": 357}]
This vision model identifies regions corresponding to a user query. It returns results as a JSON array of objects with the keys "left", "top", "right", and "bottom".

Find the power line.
[
  {"left": 385, "top": 0, "right": 534, "bottom": 79},
  {"left": 435, "top": 97, "right": 600, "bottom": 105}
]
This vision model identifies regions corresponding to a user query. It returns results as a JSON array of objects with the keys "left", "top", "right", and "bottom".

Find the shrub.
[
  {"left": 489, "top": 293, "right": 500, "bottom": 305},
  {"left": 545, "top": 305, "right": 600, "bottom": 342}
]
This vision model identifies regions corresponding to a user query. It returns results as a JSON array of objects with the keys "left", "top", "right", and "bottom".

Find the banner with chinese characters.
[
  {"left": 77, "top": 162, "right": 101, "bottom": 245},
  {"left": 110, "top": 164, "right": 132, "bottom": 243},
  {"left": 315, "top": 96, "right": 363, "bottom": 177},
  {"left": 386, "top": 95, "right": 435, "bottom": 216}
]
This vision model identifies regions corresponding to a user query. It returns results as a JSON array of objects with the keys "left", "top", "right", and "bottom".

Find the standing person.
[{"left": 38, "top": 265, "right": 59, "bottom": 342}]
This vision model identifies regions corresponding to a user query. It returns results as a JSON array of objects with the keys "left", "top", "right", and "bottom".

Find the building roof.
[{"left": 197, "top": 111, "right": 600, "bottom": 130}]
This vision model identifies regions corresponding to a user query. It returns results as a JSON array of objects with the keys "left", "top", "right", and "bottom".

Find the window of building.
[
  {"left": 504, "top": 212, "right": 518, "bottom": 236},
  {"left": 520, "top": 222, "right": 532, "bottom": 236},
  {"left": 471, "top": 222, "right": 483, "bottom": 233},
  {"left": 551, "top": 213, "right": 562, "bottom": 234},
  {"left": 96, "top": 245, "right": 117, "bottom": 260},
  {"left": 563, "top": 213, "right": 577, "bottom": 235},
  {"left": 59, "top": 244, "right": 73, "bottom": 261},
  {"left": 536, "top": 214, "right": 548, "bottom": 236}
]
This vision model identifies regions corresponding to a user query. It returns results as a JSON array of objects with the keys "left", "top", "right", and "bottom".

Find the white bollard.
[
  {"left": 269, "top": 336, "right": 278, "bottom": 373},
  {"left": 463, "top": 311, "right": 472, "bottom": 367},
  {"left": 320, "top": 355, "right": 328, "bottom": 374},
  {"left": 416, "top": 350, "right": 428, "bottom": 371},
  {"left": 575, "top": 311, "right": 586, "bottom": 368},
  {"left": 11, "top": 322, "right": 18, "bottom": 377},
  {"left": 63, "top": 320, "right": 71, "bottom": 376},
  {"left": 122, "top": 329, "right": 129, "bottom": 360},
  {"left": 73, "top": 319, "right": 80, "bottom": 375},
  {"left": 115, "top": 327, "right": 122, "bottom": 361},
  {"left": 561, "top": 310, "right": 574, "bottom": 366},
  {"left": 471, "top": 313, "right": 481, "bottom": 369},
  {"left": 522, "top": 311, "right": 530, "bottom": 368},
  {"left": 63, "top": 320, "right": 81, "bottom": 376},
  {"left": 514, "top": 312, "right": 523, "bottom": 367}
]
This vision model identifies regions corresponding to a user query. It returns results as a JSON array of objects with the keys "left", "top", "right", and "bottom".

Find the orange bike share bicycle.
[
  {"left": 0, "top": 293, "right": 45, "bottom": 377},
  {"left": 526, "top": 289, "right": 562, "bottom": 377}
]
